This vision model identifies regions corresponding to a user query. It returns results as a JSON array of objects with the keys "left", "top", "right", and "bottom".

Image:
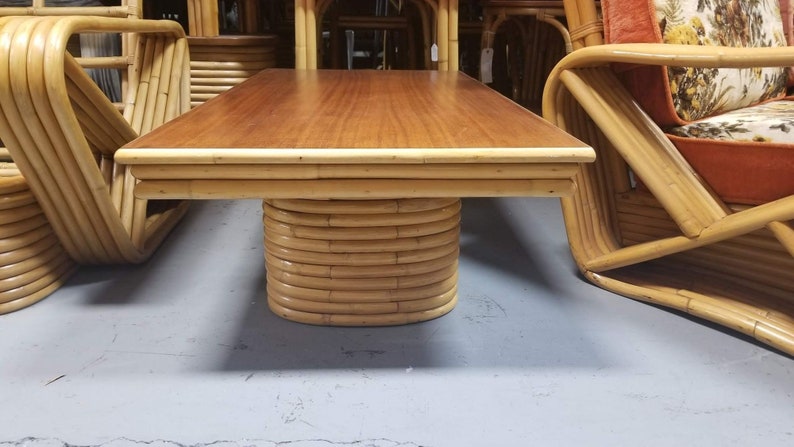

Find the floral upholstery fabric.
[
  {"left": 603, "top": 0, "right": 789, "bottom": 126},
  {"left": 780, "top": 0, "right": 794, "bottom": 85},
  {"left": 668, "top": 100, "right": 794, "bottom": 143},
  {"left": 659, "top": 0, "right": 788, "bottom": 121}
]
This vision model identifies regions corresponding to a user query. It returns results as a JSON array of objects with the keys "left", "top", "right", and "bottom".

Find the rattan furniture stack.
[{"left": 186, "top": 0, "right": 278, "bottom": 107}]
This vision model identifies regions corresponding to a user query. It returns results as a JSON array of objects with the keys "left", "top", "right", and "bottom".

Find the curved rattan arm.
[
  {"left": 543, "top": 42, "right": 794, "bottom": 263},
  {"left": 543, "top": 43, "right": 794, "bottom": 240},
  {"left": 547, "top": 42, "right": 794, "bottom": 70},
  {"left": 0, "top": 15, "right": 190, "bottom": 264},
  {"left": 0, "top": 14, "right": 184, "bottom": 33},
  {"left": 544, "top": 43, "right": 794, "bottom": 127},
  {"left": 0, "top": 15, "right": 187, "bottom": 48},
  {"left": 0, "top": 6, "right": 138, "bottom": 18}
]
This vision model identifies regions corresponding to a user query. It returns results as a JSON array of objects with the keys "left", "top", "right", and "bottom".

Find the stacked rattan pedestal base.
[
  {"left": 0, "top": 170, "right": 76, "bottom": 314},
  {"left": 263, "top": 198, "right": 461, "bottom": 326}
]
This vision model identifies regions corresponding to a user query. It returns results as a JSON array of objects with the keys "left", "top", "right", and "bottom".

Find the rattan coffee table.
[{"left": 117, "top": 69, "right": 593, "bottom": 326}]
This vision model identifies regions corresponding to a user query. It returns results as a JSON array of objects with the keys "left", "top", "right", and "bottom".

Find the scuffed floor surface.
[
  {"left": 1, "top": 199, "right": 791, "bottom": 446},
  {"left": 3, "top": 440, "right": 420, "bottom": 447}
]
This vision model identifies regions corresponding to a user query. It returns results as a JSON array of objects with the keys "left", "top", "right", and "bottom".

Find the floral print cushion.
[
  {"left": 603, "top": 0, "right": 789, "bottom": 126},
  {"left": 668, "top": 100, "right": 794, "bottom": 143}
]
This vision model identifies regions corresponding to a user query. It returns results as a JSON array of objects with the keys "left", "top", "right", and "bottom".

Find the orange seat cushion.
[
  {"left": 668, "top": 136, "right": 794, "bottom": 205},
  {"left": 663, "top": 99, "right": 794, "bottom": 205}
]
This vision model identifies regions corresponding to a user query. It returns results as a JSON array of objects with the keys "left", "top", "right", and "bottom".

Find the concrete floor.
[{"left": 1, "top": 197, "right": 791, "bottom": 446}]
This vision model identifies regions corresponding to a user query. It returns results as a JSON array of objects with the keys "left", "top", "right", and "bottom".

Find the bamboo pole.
[
  {"left": 437, "top": 0, "right": 448, "bottom": 70},
  {"left": 128, "top": 163, "right": 580, "bottom": 180},
  {"left": 448, "top": 0, "right": 458, "bottom": 71},
  {"left": 295, "top": 0, "right": 308, "bottom": 69}
]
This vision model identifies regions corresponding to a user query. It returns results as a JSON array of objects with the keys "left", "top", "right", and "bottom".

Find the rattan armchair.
[
  {"left": 0, "top": 14, "right": 191, "bottom": 312},
  {"left": 543, "top": 0, "right": 794, "bottom": 355},
  {"left": 0, "top": 1, "right": 142, "bottom": 313}
]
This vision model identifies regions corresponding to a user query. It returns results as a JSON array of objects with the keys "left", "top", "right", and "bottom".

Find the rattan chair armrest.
[
  {"left": 551, "top": 43, "right": 794, "bottom": 71},
  {"left": 0, "top": 15, "right": 185, "bottom": 41}
]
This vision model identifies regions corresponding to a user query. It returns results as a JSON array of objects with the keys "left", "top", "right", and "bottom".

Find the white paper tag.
[
  {"left": 480, "top": 48, "right": 494, "bottom": 84},
  {"left": 431, "top": 43, "right": 438, "bottom": 62}
]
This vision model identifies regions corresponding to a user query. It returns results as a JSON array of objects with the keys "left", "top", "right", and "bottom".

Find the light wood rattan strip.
[
  {"left": 265, "top": 214, "right": 460, "bottom": 241},
  {"left": 267, "top": 287, "right": 457, "bottom": 315},
  {"left": 268, "top": 294, "right": 458, "bottom": 326},
  {"left": 266, "top": 228, "right": 459, "bottom": 253},
  {"left": 265, "top": 250, "right": 461, "bottom": 282},
  {"left": 266, "top": 269, "right": 455, "bottom": 290},
  {"left": 266, "top": 272, "right": 459, "bottom": 303}
]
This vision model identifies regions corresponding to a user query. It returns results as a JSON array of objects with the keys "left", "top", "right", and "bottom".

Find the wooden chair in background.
[
  {"left": 543, "top": 0, "right": 794, "bottom": 355},
  {"left": 480, "top": 1, "right": 572, "bottom": 108},
  {"left": 324, "top": 0, "right": 423, "bottom": 70}
]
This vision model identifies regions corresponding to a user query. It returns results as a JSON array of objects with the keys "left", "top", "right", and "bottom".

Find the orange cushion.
[
  {"left": 631, "top": 99, "right": 794, "bottom": 205},
  {"left": 663, "top": 99, "right": 794, "bottom": 205},
  {"left": 667, "top": 135, "right": 794, "bottom": 205}
]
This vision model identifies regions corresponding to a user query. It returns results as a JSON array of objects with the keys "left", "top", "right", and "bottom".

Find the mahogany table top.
[{"left": 122, "top": 69, "right": 591, "bottom": 162}]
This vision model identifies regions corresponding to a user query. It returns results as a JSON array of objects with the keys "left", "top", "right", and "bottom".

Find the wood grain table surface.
[{"left": 117, "top": 68, "right": 593, "bottom": 200}]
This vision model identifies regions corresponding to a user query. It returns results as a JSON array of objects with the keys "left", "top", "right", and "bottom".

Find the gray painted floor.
[{"left": 1, "top": 198, "right": 791, "bottom": 446}]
